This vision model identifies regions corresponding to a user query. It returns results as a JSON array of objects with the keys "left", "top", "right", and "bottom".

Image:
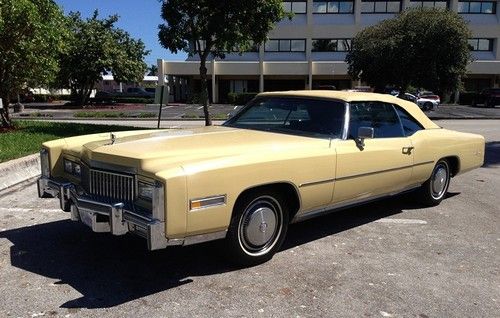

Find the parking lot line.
[{"left": 374, "top": 218, "right": 427, "bottom": 224}]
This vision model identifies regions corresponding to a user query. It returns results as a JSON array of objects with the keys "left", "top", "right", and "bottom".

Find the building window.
[
  {"left": 361, "top": 0, "right": 401, "bottom": 13},
  {"left": 228, "top": 42, "right": 259, "bottom": 53},
  {"left": 458, "top": 1, "right": 496, "bottom": 13},
  {"left": 468, "top": 38, "right": 494, "bottom": 51},
  {"left": 282, "top": 1, "right": 307, "bottom": 14},
  {"left": 265, "top": 39, "right": 306, "bottom": 52},
  {"left": 313, "top": 1, "right": 355, "bottom": 13},
  {"left": 408, "top": 1, "right": 448, "bottom": 9},
  {"left": 312, "top": 39, "right": 352, "bottom": 52}
]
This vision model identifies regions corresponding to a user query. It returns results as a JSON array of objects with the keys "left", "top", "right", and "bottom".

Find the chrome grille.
[{"left": 82, "top": 167, "right": 135, "bottom": 202}]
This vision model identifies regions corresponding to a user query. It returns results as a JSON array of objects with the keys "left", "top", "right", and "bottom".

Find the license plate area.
[{"left": 78, "top": 208, "right": 110, "bottom": 233}]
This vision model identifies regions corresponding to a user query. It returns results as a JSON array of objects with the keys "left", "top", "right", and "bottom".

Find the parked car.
[
  {"left": 125, "top": 87, "right": 155, "bottom": 98},
  {"left": 402, "top": 93, "right": 439, "bottom": 111},
  {"left": 472, "top": 88, "right": 500, "bottom": 108},
  {"left": 37, "top": 91, "right": 485, "bottom": 265},
  {"left": 89, "top": 91, "right": 116, "bottom": 105},
  {"left": 419, "top": 94, "right": 441, "bottom": 104}
]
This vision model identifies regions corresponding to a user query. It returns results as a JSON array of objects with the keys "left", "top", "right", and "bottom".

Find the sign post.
[{"left": 157, "top": 85, "right": 165, "bottom": 129}]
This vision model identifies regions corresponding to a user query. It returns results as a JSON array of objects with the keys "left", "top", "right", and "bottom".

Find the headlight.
[
  {"left": 138, "top": 181, "right": 154, "bottom": 201},
  {"left": 63, "top": 159, "right": 81, "bottom": 178},
  {"left": 40, "top": 148, "right": 50, "bottom": 177}
]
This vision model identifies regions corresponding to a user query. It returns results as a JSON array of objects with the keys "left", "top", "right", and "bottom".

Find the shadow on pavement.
[
  {"left": 0, "top": 193, "right": 456, "bottom": 309},
  {"left": 483, "top": 141, "right": 500, "bottom": 168}
]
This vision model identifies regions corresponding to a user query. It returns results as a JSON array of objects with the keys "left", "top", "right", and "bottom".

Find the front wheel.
[
  {"left": 416, "top": 160, "right": 451, "bottom": 206},
  {"left": 423, "top": 102, "right": 433, "bottom": 111},
  {"left": 226, "top": 190, "right": 289, "bottom": 266}
]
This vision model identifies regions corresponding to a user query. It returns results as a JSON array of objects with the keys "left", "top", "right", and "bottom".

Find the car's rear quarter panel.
[{"left": 410, "top": 128, "right": 485, "bottom": 183}]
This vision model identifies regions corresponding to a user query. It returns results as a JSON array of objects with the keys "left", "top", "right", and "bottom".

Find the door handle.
[{"left": 402, "top": 146, "right": 414, "bottom": 155}]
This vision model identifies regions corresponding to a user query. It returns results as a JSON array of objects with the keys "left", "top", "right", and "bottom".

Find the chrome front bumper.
[{"left": 37, "top": 177, "right": 171, "bottom": 250}]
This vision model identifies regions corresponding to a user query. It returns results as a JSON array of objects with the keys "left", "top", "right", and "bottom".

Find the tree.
[
  {"left": 158, "top": 0, "right": 287, "bottom": 126},
  {"left": 346, "top": 8, "right": 471, "bottom": 97},
  {"left": 148, "top": 64, "right": 158, "bottom": 76},
  {"left": 58, "top": 11, "right": 149, "bottom": 106},
  {"left": 0, "top": 0, "right": 68, "bottom": 128}
]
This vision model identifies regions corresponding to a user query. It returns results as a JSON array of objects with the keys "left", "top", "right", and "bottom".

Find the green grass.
[
  {"left": 0, "top": 121, "right": 143, "bottom": 163},
  {"left": 74, "top": 111, "right": 126, "bottom": 118},
  {"left": 181, "top": 113, "right": 228, "bottom": 120},
  {"left": 74, "top": 111, "right": 157, "bottom": 118}
]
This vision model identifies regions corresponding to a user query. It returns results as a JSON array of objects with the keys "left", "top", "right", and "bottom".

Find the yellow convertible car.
[{"left": 37, "top": 91, "right": 485, "bottom": 265}]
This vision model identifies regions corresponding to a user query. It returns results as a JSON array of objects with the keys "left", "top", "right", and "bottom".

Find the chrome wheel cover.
[
  {"left": 431, "top": 162, "right": 449, "bottom": 200},
  {"left": 238, "top": 196, "right": 282, "bottom": 257}
]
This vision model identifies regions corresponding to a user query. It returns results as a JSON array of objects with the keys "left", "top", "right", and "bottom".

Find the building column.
[
  {"left": 449, "top": 0, "right": 459, "bottom": 12},
  {"left": 211, "top": 60, "right": 218, "bottom": 103},
  {"left": 259, "top": 44, "right": 265, "bottom": 92},
  {"left": 308, "top": 60, "right": 313, "bottom": 90},
  {"left": 354, "top": 0, "right": 362, "bottom": 25},
  {"left": 402, "top": 0, "right": 411, "bottom": 11},
  {"left": 495, "top": 35, "right": 500, "bottom": 62}
]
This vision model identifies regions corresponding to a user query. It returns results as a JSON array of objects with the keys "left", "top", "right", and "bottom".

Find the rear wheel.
[
  {"left": 423, "top": 102, "right": 433, "bottom": 111},
  {"left": 416, "top": 160, "right": 451, "bottom": 206},
  {"left": 226, "top": 189, "right": 289, "bottom": 266}
]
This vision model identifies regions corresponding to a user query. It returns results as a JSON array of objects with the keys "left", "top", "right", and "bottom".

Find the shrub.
[{"left": 227, "top": 92, "right": 258, "bottom": 105}]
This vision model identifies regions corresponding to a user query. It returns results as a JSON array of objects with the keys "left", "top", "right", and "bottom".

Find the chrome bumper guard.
[{"left": 37, "top": 177, "right": 171, "bottom": 250}]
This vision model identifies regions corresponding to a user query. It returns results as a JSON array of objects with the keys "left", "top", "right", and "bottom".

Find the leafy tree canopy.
[
  {"left": 0, "top": 0, "right": 68, "bottom": 127},
  {"left": 58, "top": 11, "right": 149, "bottom": 106},
  {"left": 158, "top": 0, "right": 287, "bottom": 125},
  {"left": 346, "top": 8, "right": 472, "bottom": 96}
]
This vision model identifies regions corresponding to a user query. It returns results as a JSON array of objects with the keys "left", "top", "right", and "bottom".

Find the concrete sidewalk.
[{"left": 0, "top": 154, "right": 40, "bottom": 194}]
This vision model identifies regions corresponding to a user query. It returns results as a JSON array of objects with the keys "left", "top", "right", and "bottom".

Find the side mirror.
[{"left": 355, "top": 126, "right": 374, "bottom": 150}]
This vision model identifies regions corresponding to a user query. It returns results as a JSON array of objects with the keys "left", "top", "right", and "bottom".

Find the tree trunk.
[
  {"left": 199, "top": 59, "right": 212, "bottom": 126},
  {"left": 1, "top": 95, "right": 11, "bottom": 128}
]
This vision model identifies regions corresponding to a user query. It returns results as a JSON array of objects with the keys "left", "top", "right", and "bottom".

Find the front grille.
[{"left": 81, "top": 166, "right": 135, "bottom": 203}]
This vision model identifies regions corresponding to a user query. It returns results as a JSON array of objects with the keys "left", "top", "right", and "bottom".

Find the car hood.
[{"left": 75, "top": 126, "right": 327, "bottom": 176}]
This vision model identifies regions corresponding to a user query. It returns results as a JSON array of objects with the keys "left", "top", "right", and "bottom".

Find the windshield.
[{"left": 224, "top": 97, "right": 346, "bottom": 138}]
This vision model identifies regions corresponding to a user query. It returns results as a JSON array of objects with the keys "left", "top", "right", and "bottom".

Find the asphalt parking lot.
[{"left": 0, "top": 120, "right": 499, "bottom": 317}]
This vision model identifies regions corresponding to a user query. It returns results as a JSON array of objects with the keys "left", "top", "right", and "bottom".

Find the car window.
[
  {"left": 224, "top": 97, "right": 346, "bottom": 138},
  {"left": 394, "top": 106, "right": 423, "bottom": 136},
  {"left": 349, "top": 102, "right": 404, "bottom": 139}
]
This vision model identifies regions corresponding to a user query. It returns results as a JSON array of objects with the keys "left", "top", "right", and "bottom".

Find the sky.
[{"left": 54, "top": 0, "right": 187, "bottom": 67}]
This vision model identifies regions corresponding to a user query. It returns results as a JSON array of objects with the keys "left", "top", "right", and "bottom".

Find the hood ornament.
[{"left": 110, "top": 133, "right": 116, "bottom": 145}]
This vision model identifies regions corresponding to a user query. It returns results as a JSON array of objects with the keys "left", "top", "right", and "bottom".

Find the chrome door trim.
[
  {"left": 291, "top": 183, "right": 422, "bottom": 223},
  {"left": 299, "top": 178, "right": 336, "bottom": 188}
]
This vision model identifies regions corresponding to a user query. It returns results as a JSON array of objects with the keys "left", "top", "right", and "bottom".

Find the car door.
[{"left": 332, "top": 101, "right": 414, "bottom": 204}]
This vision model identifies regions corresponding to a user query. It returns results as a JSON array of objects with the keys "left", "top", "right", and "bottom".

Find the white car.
[{"left": 404, "top": 93, "right": 439, "bottom": 111}]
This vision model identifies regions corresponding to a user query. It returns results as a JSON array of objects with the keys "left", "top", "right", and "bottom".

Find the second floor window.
[
  {"left": 312, "top": 39, "right": 352, "bottom": 52},
  {"left": 409, "top": 1, "right": 448, "bottom": 9},
  {"left": 282, "top": 1, "right": 307, "bottom": 14},
  {"left": 361, "top": 0, "right": 401, "bottom": 13},
  {"left": 313, "top": 1, "right": 355, "bottom": 13},
  {"left": 265, "top": 39, "right": 306, "bottom": 52},
  {"left": 468, "top": 38, "right": 494, "bottom": 51},
  {"left": 458, "top": 1, "right": 496, "bottom": 13}
]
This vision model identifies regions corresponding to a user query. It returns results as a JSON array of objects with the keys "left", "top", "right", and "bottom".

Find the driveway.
[{"left": 0, "top": 120, "right": 498, "bottom": 317}]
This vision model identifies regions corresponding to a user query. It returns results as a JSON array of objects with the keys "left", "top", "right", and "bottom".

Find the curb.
[{"left": 0, "top": 154, "right": 40, "bottom": 193}]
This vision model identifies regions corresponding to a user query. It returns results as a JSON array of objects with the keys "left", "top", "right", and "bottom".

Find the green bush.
[
  {"left": 186, "top": 92, "right": 201, "bottom": 104},
  {"left": 227, "top": 92, "right": 258, "bottom": 105},
  {"left": 458, "top": 91, "right": 476, "bottom": 105},
  {"left": 114, "top": 97, "right": 154, "bottom": 104}
]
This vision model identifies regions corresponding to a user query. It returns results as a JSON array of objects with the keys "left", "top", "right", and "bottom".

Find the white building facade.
[{"left": 158, "top": 0, "right": 500, "bottom": 103}]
